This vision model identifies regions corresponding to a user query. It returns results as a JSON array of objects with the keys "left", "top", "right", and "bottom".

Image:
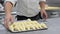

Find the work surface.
[{"left": 0, "top": 18, "right": 60, "bottom": 34}]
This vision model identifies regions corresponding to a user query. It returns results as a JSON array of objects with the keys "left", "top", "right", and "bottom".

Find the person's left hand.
[{"left": 40, "top": 9, "right": 48, "bottom": 20}]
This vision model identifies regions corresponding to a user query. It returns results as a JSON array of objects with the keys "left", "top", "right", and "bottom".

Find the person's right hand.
[{"left": 4, "top": 14, "right": 13, "bottom": 29}]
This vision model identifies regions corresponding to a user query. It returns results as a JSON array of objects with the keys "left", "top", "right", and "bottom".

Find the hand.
[
  {"left": 40, "top": 9, "right": 48, "bottom": 20},
  {"left": 4, "top": 14, "right": 13, "bottom": 29}
]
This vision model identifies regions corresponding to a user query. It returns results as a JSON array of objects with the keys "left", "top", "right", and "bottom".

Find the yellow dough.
[
  {"left": 40, "top": 23, "right": 47, "bottom": 28},
  {"left": 9, "top": 25, "right": 14, "bottom": 31},
  {"left": 9, "top": 19, "right": 47, "bottom": 32}
]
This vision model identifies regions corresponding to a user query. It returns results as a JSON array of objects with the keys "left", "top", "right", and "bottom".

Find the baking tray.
[
  {"left": 7, "top": 19, "right": 48, "bottom": 33},
  {"left": 8, "top": 28, "right": 48, "bottom": 33}
]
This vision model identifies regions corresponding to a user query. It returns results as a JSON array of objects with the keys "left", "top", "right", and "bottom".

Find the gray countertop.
[{"left": 0, "top": 18, "right": 60, "bottom": 34}]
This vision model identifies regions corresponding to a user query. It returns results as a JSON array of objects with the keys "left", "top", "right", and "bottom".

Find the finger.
[
  {"left": 41, "top": 12, "right": 43, "bottom": 18},
  {"left": 4, "top": 19, "right": 9, "bottom": 29},
  {"left": 46, "top": 15, "right": 48, "bottom": 19},
  {"left": 45, "top": 12, "right": 48, "bottom": 19},
  {"left": 43, "top": 13, "right": 48, "bottom": 19},
  {"left": 10, "top": 17, "right": 14, "bottom": 24},
  {"left": 4, "top": 18, "right": 8, "bottom": 25}
]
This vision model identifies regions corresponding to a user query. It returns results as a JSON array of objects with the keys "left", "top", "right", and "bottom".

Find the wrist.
[
  {"left": 40, "top": 9, "right": 46, "bottom": 12},
  {"left": 41, "top": 8, "right": 45, "bottom": 10},
  {"left": 5, "top": 14, "right": 11, "bottom": 16}
]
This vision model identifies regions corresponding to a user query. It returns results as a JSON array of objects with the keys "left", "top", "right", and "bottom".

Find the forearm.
[
  {"left": 39, "top": 1, "right": 46, "bottom": 10},
  {"left": 4, "top": 2, "right": 13, "bottom": 15}
]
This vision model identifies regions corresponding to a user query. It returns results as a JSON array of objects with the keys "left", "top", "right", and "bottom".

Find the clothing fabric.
[
  {"left": 5, "top": 0, "right": 46, "bottom": 17},
  {"left": 16, "top": 12, "right": 42, "bottom": 21}
]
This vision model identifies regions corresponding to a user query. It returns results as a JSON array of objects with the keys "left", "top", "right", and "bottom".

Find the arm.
[
  {"left": 4, "top": 2, "right": 13, "bottom": 29},
  {"left": 4, "top": 0, "right": 17, "bottom": 29},
  {"left": 4, "top": 2, "right": 13, "bottom": 16},
  {"left": 4, "top": 0, "right": 17, "bottom": 15},
  {"left": 39, "top": 1, "right": 46, "bottom": 10}
]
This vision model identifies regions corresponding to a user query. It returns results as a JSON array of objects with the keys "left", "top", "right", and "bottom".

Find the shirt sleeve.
[
  {"left": 39, "top": 0, "right": 46, "bottom": 2},
  {"left": 4, "top": 0, "right": 17, "bottom": 6}
]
